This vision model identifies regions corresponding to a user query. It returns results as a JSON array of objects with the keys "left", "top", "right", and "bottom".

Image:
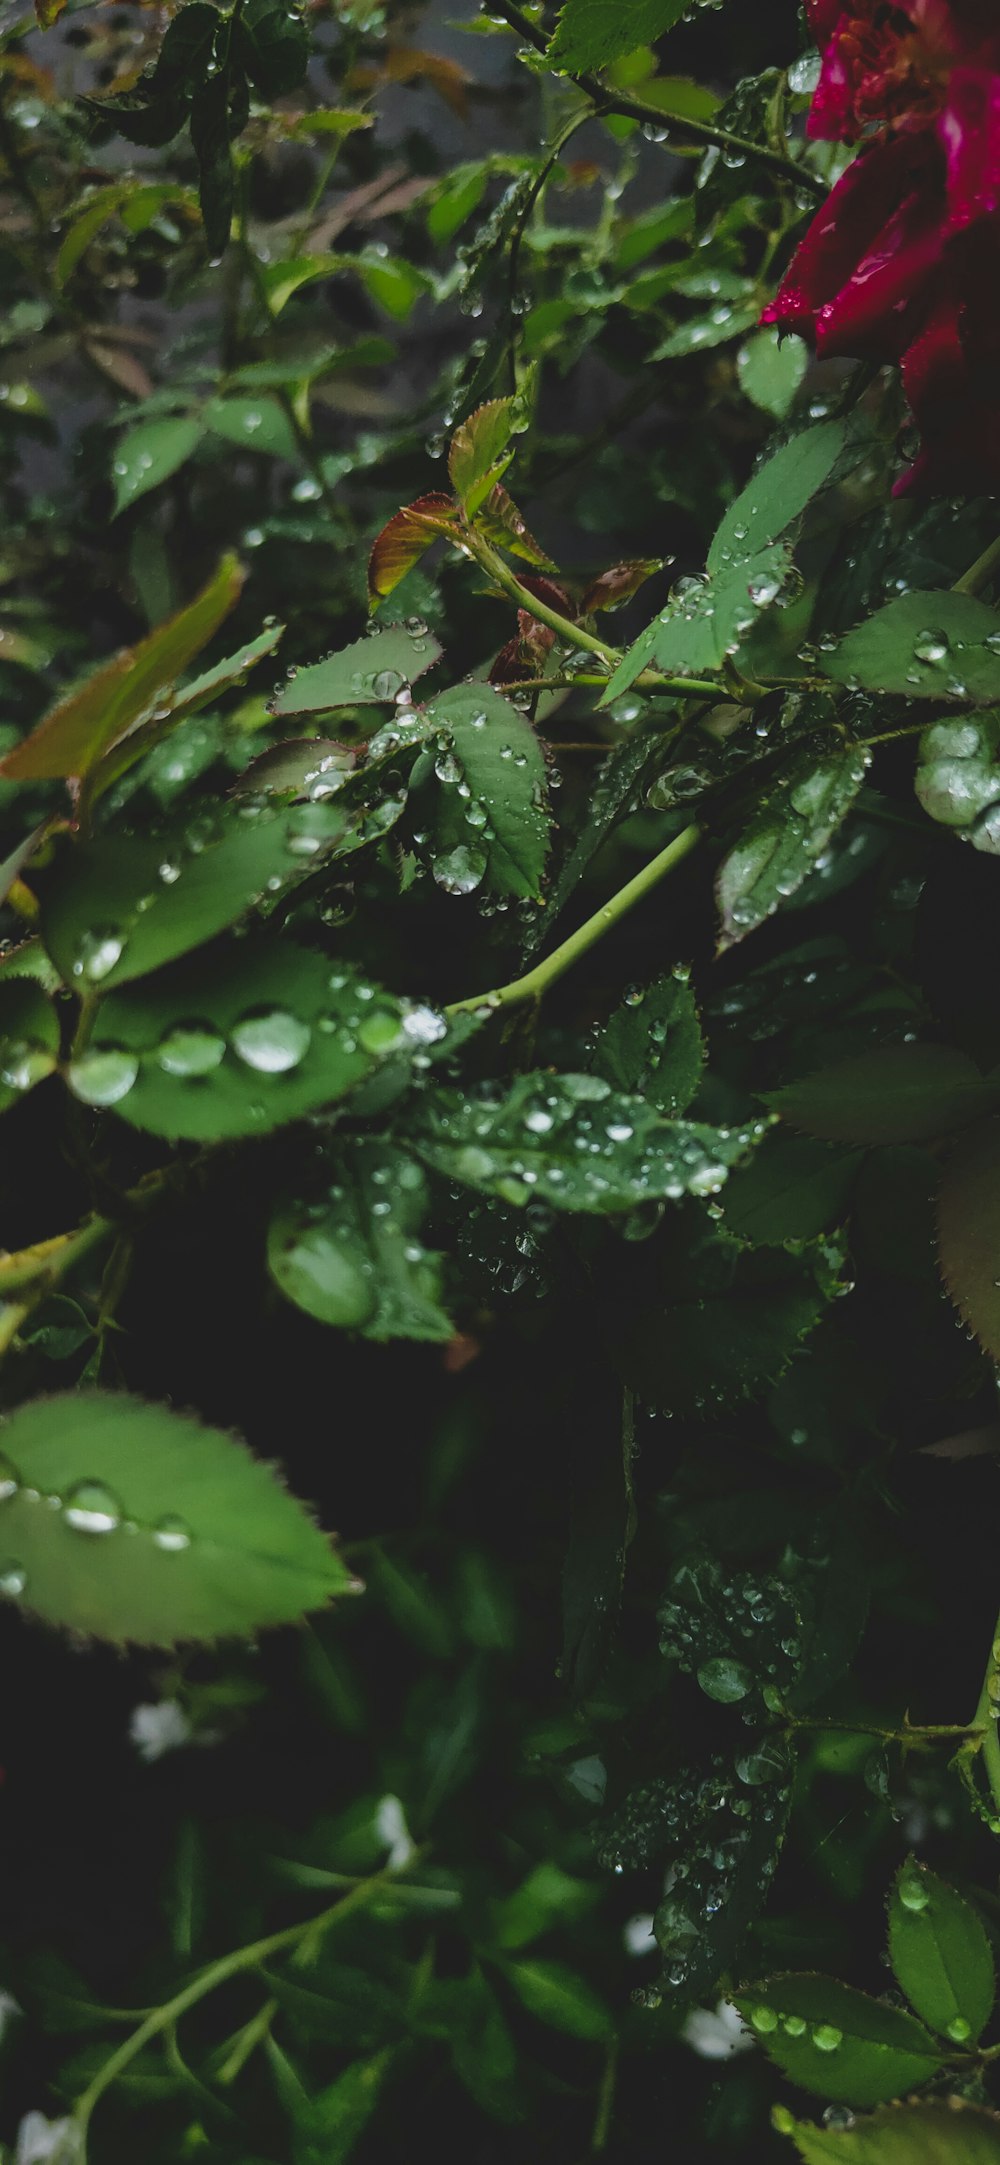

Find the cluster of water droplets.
[
  {"left": 659, "top": 1562, "right": 803, "bottom": 1713},
  {"left": 0, "top": 1444, "right": 192, "bottom": 1602}
]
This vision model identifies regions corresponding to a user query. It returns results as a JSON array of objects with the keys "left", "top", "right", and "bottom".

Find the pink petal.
[
  {"left": 808, "top": 23, "right": 859, "bottom": 141},
  {"left": 762, "top": 133, "right": 940, "bottom": 348},
  {"left": 816, "top": 179, "right": 947, "bottom": 357}
]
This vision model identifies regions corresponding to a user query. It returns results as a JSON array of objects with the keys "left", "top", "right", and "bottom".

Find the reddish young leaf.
[
  {"left": 476, "top": 483, "right": 556, "bottom": 570},
  {"left": 579, "top": 558, "right": 666, "bottom": 615},
  {"left": 367, "top": 492, "right": 458, "bottom": 605},
  {"left": 938, "top": 1115, "right": 1000, "bottom": 1357},
  {"left": 448, "top": 399, "right": 515, "bottom": 516}
]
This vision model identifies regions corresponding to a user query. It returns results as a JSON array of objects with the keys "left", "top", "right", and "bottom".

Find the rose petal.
[
  {"left": 762, "top": 132, "right": 940, "bottom": 348},
  {"left": 939, "top": 66, "right": 1000, "bottom": 225}
]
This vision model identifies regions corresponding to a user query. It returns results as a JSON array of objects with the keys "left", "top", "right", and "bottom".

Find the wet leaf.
[
  {"left": 717, "top": 744, "right": 869, "bottom": 949},
  {"left": 0, "top": 1390, "right": 353, "bottom": 1645},
  {"left": 203, "top": 395, "right": 300, "bottom": 463},
  {"left": 412, "top": 1074, "right": 760, "bottom": 1213},
  {"left": 938, "top": 1115, "right": 1000, "bottom": 1356},
  {"left": 270, "top": 624, "right": 443, "bottom": 716},
  {"left": 371, "top": 681, "right": 550, "bottom": 900},
  {"left": 236, "top": 0, "right": 309, "bottom": 95},
  {"left": 738, "top": 328, "right": 809, "bottom": 419},
  {"left": 820, "top": 592, "right": 1000, "bottom": 704},
  {"left": 888, "top": 1858, "right": 994, "bottom": 2044},
  {"left": 733, "top": 1975, "right": 943, "bottom": 2107},
  {"left": 111, "top": 415, "right": 202, "bottom": 516},
  {"left": 269, "top": 1140, "right": 453, "bottom": 1341},
  {"left": 79, "top": 936, "right": 411, "bottom": 1142},
  {"left": 722, "top": 1133, "right": 862, "bottom": 1246},
  {"left": 548, "top": 0, "right": 693, "bottom": 74},
  {"left": 915, "top": 709, "right": 1000, "bottom": 851},
  {"left": 776, "top": 2100, "right": 1000, "bottom": 2164},
  {"left": 367, "top": 495, "right": 459, "bottom": 606},
  {"left": 448, "top": 399, "right": 516, "bottom": 516},
  {"left": 0, "top": 976, "right": 60, "bottom": 1113},
  {"left": 591, "top": 970, "right": 704, "bottom": 1115}
]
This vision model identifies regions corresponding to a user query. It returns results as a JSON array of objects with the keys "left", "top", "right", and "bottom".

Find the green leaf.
[
  {"left": 591, "top": 969, "right": 704, "bottom": 1115},
  {"left": 738, "top": 328, "right": 809, "bottom": 419},
  {"left": 270, "top": 624, "right": 443, "bottom": 717},
  {"left": 37, "top": 795, "right": 356, "bottom": 991},
  {"left": 548, "top": 0, "right": 693, "bottom": 73},
  {"left": 492, "top": 1864, "right": 599, "bottom": 1952},
  {"left": 776, "top": 2100, "right": 1000, "bottom": 2164},
  {"left": 269, "top": 1140, "right": 454, "bottom": 1341},
  {"left": 190, "top": 73, "right": 235, "bottom": 259},
  {"left": 111, "top": 415, "right": 202, "bottom": 515},
  {"left": 503, "top": 1960, "right": 611, "bottom": 2041},
  {"left": 0, "top": 554, "right": 244, "bottom": 781},
  {"left": 0, "top": 976, "right": 60, "bottom": 1111},
  {"left": 937, "top": 1115, "right": 1000, "bottom": 1357},
  {"left": 708, "top": 419, "right": 851, "bottom": 575},
  {"left": 888, "top": 1859, "right": 995, "bottom": 2044},
  {"left": 660, "top": 1557, "right": 803, "bottom": 1710},
  {"left": 412, "top": 1074, "right": 760, "bottom": 1213},
  {"left": 77, "top": 936, "right": 412, "bottom": 1141},
  {"left": 0, "top": 1390, "right": 353, "bottom": 1645},
  {"left": 236, "top": 0, "right": 309, "bottom": 96},
  {"left": 915, "top": 709, "right": 1000, "bottom": 850},
  {"left": 373, "top": 681, "right": 550, "bottom": 901},
  {"left": 203, "top": 395, "right": 300, "bottom": 464},
  {"left": 722, "top": 1133, "right": 862, "bottom": 1246},
  {"left": 599, "top": 542, "right": 792, "bottom": 704},
  {"left": 448, "top": 398, "right": 515, "bottom": 515},
  {"left": 650, "top": 297, "right": 760, "bottom": 359},
  {"left": 296, "top": 2051, "right": 395, "bottom": 2165},
  {"left": 767, "top": 1045, "right": 999, "bottom": 1144},
  {"left": 716, "top": 744, "right": 869, "bottom": 949},
  {"left": 733, "top": 1976, "right": 943, "bottom": 2107},
  {"left": 819, "top": 591, "right": 1000, "bottom": 703},
  {"left": 606, "top": 1216, "right": 835, "bottom": 1415},
  {"left": 443, "top": 1970, "right": 521, "bottom": 2123}
]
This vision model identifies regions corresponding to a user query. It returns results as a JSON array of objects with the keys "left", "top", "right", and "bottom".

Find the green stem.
[
  {"left": 444, "top": 822, "right": 701, "bottom": 1017},
  {"left": 473, "top": 538, "right": 721, "bottom": 697},
  {"left": 73, "top": 1865, "right": 407, "bottom": 2139},
  {"left": 969, "top": 1615, "right": 1000, "bottom": 1820},
  {"left": 487, "top": 0, "right": 826, "bottom": 198},
  {"left": 953, "top": 534, "right": 1000, "bottom": 598},
  {"left": 786, "top": 1716, "right": 986, "bottom": 1746}
]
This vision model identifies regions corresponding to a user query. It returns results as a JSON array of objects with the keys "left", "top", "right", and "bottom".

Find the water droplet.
[
  {"left": 899, "top": 1874, "right": 929, "bottom": 1912},
  {"left": 822, "top": 2108, "right": 856, "bottom": 2130},
  {"left": 0, "top": 1038, "right": 53, "bottom": 1092},
  {"left": 372, "top": 668, "right": 404, "bottom": 700},
  {"left": 914, "top": 629, "right": 950, "bottom": 664},
  {"left": 0, "top": 1559, "right": 24, "bottom": 1596},
  {"left": 402, "top": 1004, "right": 447, "bottom": 1046},
  {"left": 946, "top": 2016, "right": 972, "bottom": 2043},
  {"left": 0, "top": 1452, "right": 19, "bottom": 1502},
  {"left": 697, "top": 1656, "right": 752, "bottom": 1703},
  {"left": 749, "top": 2004, "right": 778, "bottom": 2033},
  {"left": 432, "top": 845, "right": 487, "bottom": 896},
  {"left": 155, "top": 1022, "right": 227, "bottom": 1078},
  {"left": 812, "top": 2024, "right": 843, "bottom": 2053},
  {"left": 72, "top": 927, "right": 125, "bottom": 983},
  {"left": 63, "top": 1479, "right": 123, "bottom": 1535},
  {"left": 231, "top": 1008, "right": 311, "bottom": 1074},
  {"left": 152, "top": 1513, "right": 191, "bottom": 1552},
  {"left": 68, "top": 1048, "right": 139, "bottom": 1108}
]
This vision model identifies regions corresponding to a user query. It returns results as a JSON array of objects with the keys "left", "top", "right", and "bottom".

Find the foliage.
[{"left": 1, "top": 0, "right": 1000, "bottom": 2160}]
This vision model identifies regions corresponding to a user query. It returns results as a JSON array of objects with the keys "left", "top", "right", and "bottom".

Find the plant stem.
[
  {"left": 473, "top": 538, "right": 721, "bottom": 697},
  {"left": 487, "top": 0, "right": 826, "bottom": 198},
  {"left": 72, "top": 1864, "right": 408, "bottom": 2140},
  {"left": 953, "top": 534, "right": 1000, "bottom": 598},
  {"left": 445, "top": 822, "right": 701, "bottom": 1016},
  {"left": 968, "top": 1613, "right": 1000, "bottom": 1820}
]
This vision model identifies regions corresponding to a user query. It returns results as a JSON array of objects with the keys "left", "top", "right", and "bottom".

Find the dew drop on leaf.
[
  {"left": 68, "top": 1049, "right": 140, "bottom": 1108},
  {"left": 230, "top": 1008, "right": 312, "bottom": 1074},
  {"left": 62, "top": 1479, "right": 123, "bottom": 1536}
]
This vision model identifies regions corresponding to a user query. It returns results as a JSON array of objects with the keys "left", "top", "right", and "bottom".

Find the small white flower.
[
  {"left": 681, "top": 2000, "right": 755, "bottom": 2061},
  {"left": 128, "top": 1700, "right": 192, "bottom": 1763},
  {"left": 15, "top": 2113, "right": 82, "bottom": 2164},
  {"left": 623, "top": 1912, "right": 657, "bottom": 1957},
  {"left": 374, "top": 1793, "right": 416, "bottom": 1869}
]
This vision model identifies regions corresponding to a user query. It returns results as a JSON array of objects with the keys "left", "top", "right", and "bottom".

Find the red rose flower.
[{"left": 762, "top": 1, "right": 1000, "bottom": 490}]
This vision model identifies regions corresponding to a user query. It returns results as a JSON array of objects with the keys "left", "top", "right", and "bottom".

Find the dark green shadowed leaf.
[
  {"left": 716, "top": 745, "right": 869, "bottom": 949},
  {"left": 236, "top": 0, "right": 309, "bottom": 96},
  {"left": 888, "top": 1858, "right": 994, "bottom": 2043},
  {"left": 502, "top": 1960, "right": 611, "bottom": 2041},
  {"left": 0, "top": 1390, "right": 353, "bottom": 1644},
  {"left": 591, "top": 969, "right": 704, "bottom": 1114},
  {"left": 112, "top": 415, "right": 202, "bottom": 515},
  {"left": 77, "top": 938, "right": 412, "bottom": 1141},
  {"left": 722, "top": 1133, "right": 863, "bottom": 1246},
  {"left": 190, "top": 74, "right": 235, "bottom": 260},
  {"left": 938, "top": 1116, "right": 1000, "bottom": 1357},
  {"left": 296, "top": 2050, "right": 396, "bottom": 2165},
  {"left": 733, "top": 1975, "right": 943, "bottom": 2106},
  {"left": 269, "top": 1140, "right": 453, "bottom": 1341},
  {"left": 820, "top": 592, "right": 1000, "bottom": 703},
  {"left": 270, "top": 624, "right": 443, "bottom": 716},
  {"left": 776, "top": 2100, "right": 1000, "bottom": 2164},
  {"left": 767, "top": 1045, "right": 999, "bottom": 1144}
]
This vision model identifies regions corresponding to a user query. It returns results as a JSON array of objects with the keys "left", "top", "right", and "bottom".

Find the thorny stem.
[
  {"left": 72, "top": 1860, "right": 419, "bottom": 2142},
  {"left": 444, "top": 822, "right": 701, "bottom": 1016},
  {"left": 786, "top": 1715, "right": 987, "bottom": 1747},
  {"left": 486, "top": 0, "right": 827, "bottom": 198},
  {"left": 968, "top": 1612, "right": 1000, "bottom": 1821}
]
